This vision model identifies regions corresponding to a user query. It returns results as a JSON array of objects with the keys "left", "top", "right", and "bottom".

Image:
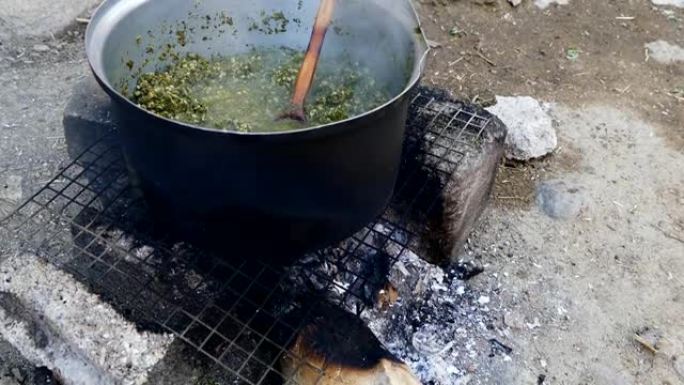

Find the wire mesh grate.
[{"left": 1, "top": 87, "right": 499, "bottom": 384}]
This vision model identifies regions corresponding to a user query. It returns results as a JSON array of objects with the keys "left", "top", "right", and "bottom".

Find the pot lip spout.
[{"left": 85, "top": 0, "right": 430, "bottom": 137}]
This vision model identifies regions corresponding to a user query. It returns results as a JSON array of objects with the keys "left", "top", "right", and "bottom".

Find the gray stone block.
[{"left": 63, "top": 75, "right": 116, "bottom": 161}]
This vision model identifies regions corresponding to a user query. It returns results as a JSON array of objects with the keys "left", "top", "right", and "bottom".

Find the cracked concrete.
[{"left": 0, "top": 253, "right": 174, "bottom": 385}]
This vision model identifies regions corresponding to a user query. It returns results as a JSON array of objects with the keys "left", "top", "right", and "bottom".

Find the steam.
[
  {"left": 321, "top": 0, "right": 429, "bottom": 97},
  {"left": 92, "top": 0, "right": 428, "bottom": 105}
]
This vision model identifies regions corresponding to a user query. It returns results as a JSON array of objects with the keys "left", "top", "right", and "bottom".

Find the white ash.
[
  {"left": 359, "top": 249, "right": 510, "bottom": 385},
  {"left": 287, "top": 228, "right": 510, "bottom": 385}
]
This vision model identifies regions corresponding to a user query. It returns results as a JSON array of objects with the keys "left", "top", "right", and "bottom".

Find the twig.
[
  {"left": 615, "top": 16, "right": 635, "bottom": 20},
  {"left": 474, "top": 50, "right": 496, "bottom": 67},
  {"left": 633, "top": 334, "right": 658, "bottom": 354},
  {"left": 616, "top": 84, "right": 631, "bottom": 94},
  {"left": 75, "top": 17, "right": 91, "bottom": 24},
  {"left": 448, "top": 56, "right": 464, "bottom": 66},
  {"left": 652, "top": 224, "right": 684, "bottom": 244},
  {"left": 496, "top": 196, "right": 525, "bottom": 200}
]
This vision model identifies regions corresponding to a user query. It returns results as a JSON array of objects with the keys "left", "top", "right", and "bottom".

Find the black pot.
[{"left": 85, "top": 0, "right": 428, "bottom": 261}]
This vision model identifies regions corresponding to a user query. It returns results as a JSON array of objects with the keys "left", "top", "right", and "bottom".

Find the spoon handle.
[{"left": 286, "top": 0, "right": 336, "bottom": 121}]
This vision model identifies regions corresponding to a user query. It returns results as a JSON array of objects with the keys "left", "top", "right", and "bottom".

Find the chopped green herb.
[{"left": 129, "top": 48, "right": 393, "bottom": 132}]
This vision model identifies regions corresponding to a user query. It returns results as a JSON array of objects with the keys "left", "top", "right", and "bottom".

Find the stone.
[
  {"left": 63, "top": 75, "right": 117, "bottom": 162},
  {"left": 508, "top": 0, "right": 523, "bottom": 6},
  {"left": 536, "top": 180, "right": 588, "bottom": 219},
  {"left": 651, "top": 0, "right": 684, "bottom": 7},
  {"left": 534, "top": 0, "right": 570, "bottom": 9},
  {"left": 0, "top": 0, "right": 100, "bottom": 39},
  {"left": 486, "top": 96, "right": 557, "bottom": 160},
  {"left": 645, "top": 40, "right": 684, "bottom": 64},
  {"left": 31, "top": 44, "right": 50, "bottom": 53}
]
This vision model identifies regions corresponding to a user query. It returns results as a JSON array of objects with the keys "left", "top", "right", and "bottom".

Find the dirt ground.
[
  {"left": 414, "top": 0, "right": 684, "bottom": 384},
  {"left": 418, "top": 0, "right": 683, "bottom": 149}
]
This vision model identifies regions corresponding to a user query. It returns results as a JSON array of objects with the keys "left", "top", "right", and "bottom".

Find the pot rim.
[{"left": 85, "top": 0, "right": 429, "bottom": 137}]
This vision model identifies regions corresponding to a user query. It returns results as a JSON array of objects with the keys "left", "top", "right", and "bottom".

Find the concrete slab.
[
  {"left": 0, "top": 61, "right": 89, "bottom": 217},
  {"left": 0, "top": 0, "right": 100, "bottom": 39},
  {"left": 0, "top": 253, "right": 174, "bottom": 385}
]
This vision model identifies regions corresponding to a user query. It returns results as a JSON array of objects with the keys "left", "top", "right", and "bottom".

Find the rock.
[
  {"left": 508, "top": 0, "right": 523, "bottom": 6},
  {"left": 0, "top": 175, "right": 23, "bottom": 203},
  {"left": 645, "top": 40, "right": 684, "bottom": 64},
  {"left": 486, "top": 96, "right": 557, "bottom": 160},
  {"left": 534, "top": 0, "right": 570, "bottom": 9},
  {"left": 651, "top": 0, "right": 684, "bottom": 7},
  {"left": 63, "top": 75, "right": 117, "bottom": 162},
  {"left": 31, "top": 44, "right": 50, "bottom": 53},
  {"left": 536, "top": 180, "right": 588, "bottom": 219}
]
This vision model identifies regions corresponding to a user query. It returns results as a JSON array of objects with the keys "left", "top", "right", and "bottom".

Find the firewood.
[{"left": 281, "top": 303, "right": 420, "bottom": 385}]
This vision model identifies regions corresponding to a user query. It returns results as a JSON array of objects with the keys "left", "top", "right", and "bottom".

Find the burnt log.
[
  {"left": 281, "top": 302, "right": 420, "bottom": 385},
  {"left": 394, "top": 89, "right": 507, "bottom": 266}
]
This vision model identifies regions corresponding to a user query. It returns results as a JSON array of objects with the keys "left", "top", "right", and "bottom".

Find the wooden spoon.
[{"left": 279, "top": 0, "right": 336, "bottom": 122}]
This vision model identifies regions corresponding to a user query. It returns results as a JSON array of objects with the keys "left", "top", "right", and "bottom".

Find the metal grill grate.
[{"left": 1, "top": 87, "right": 497, "bottom": 384}]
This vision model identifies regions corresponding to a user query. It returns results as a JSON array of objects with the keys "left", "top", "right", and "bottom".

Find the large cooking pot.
[{"left": 85, "top": 0, "right": 428, "bottom": 262}]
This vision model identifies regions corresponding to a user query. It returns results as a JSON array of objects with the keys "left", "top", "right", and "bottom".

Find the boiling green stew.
[{"left": 130, "top": 47, "right": 391, "bottom": 132}]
